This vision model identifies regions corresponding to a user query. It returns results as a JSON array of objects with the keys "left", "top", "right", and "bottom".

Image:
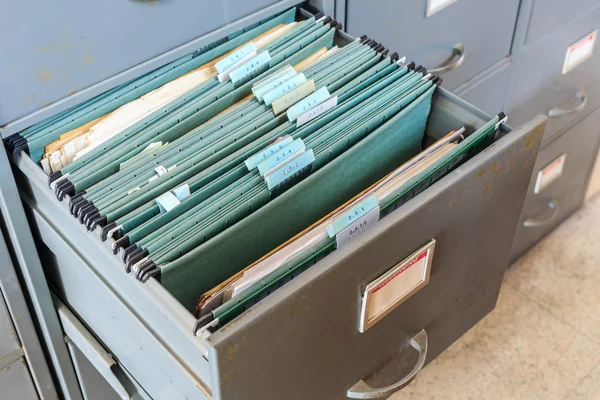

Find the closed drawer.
[
  {"left": 507, "top": 8, "right": 600, "bottom": 146},
  {"left": 455, "top": 59, "right": 512, "bottom": 115},
  {"left": 0, "top": 358, "right": 38, "bottom": 400},
  {"left": 510, "top": 107, "right": 600, "bottom": 261},
  {"left": 526, "top": 0, "right": 600, "bottom": 45},
  {"left": 55, "top": 295, "right": 151, "bottom": 400},
  {"left": 345, "top": 0, "right": 520, "bottom": 90},
  {"left": 0, "top": 0, "right": 293, "bottom": 126}
]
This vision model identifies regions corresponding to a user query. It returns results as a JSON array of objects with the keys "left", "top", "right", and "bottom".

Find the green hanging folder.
[
  {"left": 210, "top": 115, "right": 503, "bottom": 324},
  {"left": 157, "top": 84, "right": 435, "bottom": 310},
  {"left": 26, "top": 8, "right": 297, "bottom": 161}
]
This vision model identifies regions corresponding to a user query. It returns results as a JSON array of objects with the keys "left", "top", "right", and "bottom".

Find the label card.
[
  {"left": 215, "top": 42, "right": 257, "bottom": 74},
  {"left": 327, "top": 194, "right": 379, "bottom": 238},
  {"left": 217, "top": 50, "right": 258, "bottom": 83},
  {"left": 155, "top": 192, "right": 180, "bottom": 213},
  {"left": 271, "top": 80, "right": 316, "bottom": 115},
  {"left": 534, "top": 153, "right": 567, "bottom": 194},
  {"left": 296, "top": 95, "right": 338, "bottom": 127},
  {"left": 563, "top": 30, "right": 597, "bottom": 74},
  {"left": 336, "top": 206, "right": 380, "bottom": 249},
  {"left": 252, "top": 66, "right": 297, "bottom": 102},
  {"left": 264, "top": 149, "right": 315, "bottom": 190},
  {"left": 155, "top": 184, "right": 190, "bottom": 213},
  {"left": 258, "top": 139, "right": 305, "bottom": 176},
  {"left": 154, "top": 165, "right": 167, "bottom": 176},
  {"left": 426, "top": 0, "right": 457, "bottom": 17},
  {"left": 244, "top": 136, "right": 294, "bottom": 170},
  {"left": 263, "top": 73, "right": 307, "bottom": 106},
  {"left": 359, "top": 240, "right": 436, "bottom": 333},
  {"left": 287, "top": 87, "right": 331, "bottom": 122},
  {"left": 229, "top": 51, "right": 271, "bottom": 87}
]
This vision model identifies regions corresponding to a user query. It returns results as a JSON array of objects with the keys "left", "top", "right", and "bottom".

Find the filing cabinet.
[
  {"left": 1, "top": 2, "right": 549, "bottom": 399},
  {"left": 510, "top": 106, "right": 600, "bottom": 261},
  {"left": 4, "top": 0, "right": 600, "bottom": 399}
]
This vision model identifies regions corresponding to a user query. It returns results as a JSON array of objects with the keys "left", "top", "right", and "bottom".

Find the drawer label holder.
[
  {"left": 359, "top": 239, "right": 435, "bottom": 333},
  {"left": 534, "top": 153, "right": 567, "bottom": 194},
  {"left": 563, "top": 29, "right": 597, "bottom": 74}
]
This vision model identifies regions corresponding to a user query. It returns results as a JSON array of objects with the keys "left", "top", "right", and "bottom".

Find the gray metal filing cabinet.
[
  {"left": 505, "top": 0, "right": 600, "bottom": 260},
  {"left": 2, "top": 0, "right": 595, "bottom": 399}
]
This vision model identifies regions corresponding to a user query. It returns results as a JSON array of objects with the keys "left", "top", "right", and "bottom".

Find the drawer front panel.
[
  {"left": 67, "top": 342, "right": 122, "bottom": 400},
  {"left": 0, "top": 0, "right": 290, "bottom": 125},
  {"left": 345, "top": 0, "right": 519, "bottom": 90},
  {"left": 511, "top": 107, "right": 600, "bottom": 261},
  {"left": 0, "top": 290, "right": 21, "bottom": 360},
  {"left": 455, "top": 60, "right": 512, "bottom": 115},
  {"left": 0, "top": 357, "right": 39, "bottom": 400},
  {"left": 207, "top": 114, "right": 546, "bottom": 400},
  {"left": 507, "top": 8, "right": 600, "bottom": 146},
  {"left": 586, "top": 149, "right": 600, "bottom": 201},
  {"left": 526, "top": 0, "right": 600, "bottom": 45}
]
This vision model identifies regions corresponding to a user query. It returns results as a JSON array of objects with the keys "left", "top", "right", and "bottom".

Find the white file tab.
[{"left": 359, "top": 240, "right": 435, "bottom": 332}]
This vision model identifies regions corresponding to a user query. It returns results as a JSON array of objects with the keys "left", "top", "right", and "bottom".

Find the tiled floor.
[{"left": 392, "top": 194, "right": 600, "bottom": 400}]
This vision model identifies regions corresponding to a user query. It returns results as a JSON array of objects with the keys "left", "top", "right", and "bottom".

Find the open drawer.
[{"left": 6, "top": 6, "right": 546, "bottom": 400}]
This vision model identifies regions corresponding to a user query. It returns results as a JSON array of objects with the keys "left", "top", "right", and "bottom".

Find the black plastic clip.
[
  {"left": 69, "top": 192, "right": 87, "bottom": 216},
  {"left": 48, "top": 171, "right": 63, "bottom": 189},
  {"left": 100, "top": 222, "right": 118, "bottom": 242},
  {"left": 122, "top": 244, "right": 140, "bottom": 264},
  {"left": 112, "top": 236, "right": 130, "bottom": 257},
  {"left": 193, "top": 313, "right": 218, "bottom": 337}
]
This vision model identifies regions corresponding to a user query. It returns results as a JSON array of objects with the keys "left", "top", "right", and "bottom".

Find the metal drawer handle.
[
  {"left": 54, "top": 296, "right": 132, "bottom": 399},
  {"left": 428, "top": 43, "right": 465, "bottom": 74},
  {"left": 523, "top": 199, "right": 559, "bottom": 228},
  {"left": 548, "top": 90, "right": 587, "bottom": 118},
  {"left": 347, "top": 330, "right": 428, "bottom": 399}
]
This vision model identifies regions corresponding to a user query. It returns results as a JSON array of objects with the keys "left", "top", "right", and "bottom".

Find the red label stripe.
[{"left": 372, "top": 250, "right": 428, "bottom": 294}]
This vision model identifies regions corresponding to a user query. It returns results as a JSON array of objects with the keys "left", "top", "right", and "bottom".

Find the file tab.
[
  {"left": 296, "top": 95, "right": 338, "bottom": 127},
  {"left": 287, "top": 87, "right": 331, "bottom": 122},
  {"left": 264, "top": 149, "right": 315, "bottom": 191},
  {"left": 258, "top": 139, "right": 306, "bottom": 176},
  {"left": 327, "top": 194, "right": 379, "bottom": 238},
  {"left": 263, "top": 74, "right": 308, "bottom": 106},
  {"left": 215, "top": 42, "right": 257, "bottom": 74},
  {"left": 245, "top": 136, "right": 294, "bottom": 171},
  {"left": 230, "top": 51, "right": 272, "bottom": 87},
  {"left": 271, "top": 80, "right": 316, "bottom": 115}
]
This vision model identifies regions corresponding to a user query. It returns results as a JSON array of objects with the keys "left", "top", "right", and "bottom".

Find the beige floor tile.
[
  {"left": 568, "top": 364, "right": 600, "bottom": 400},
  {"left": 505, "top": 195, "right": 600, "bottom": 344},
  {"left": 391, "top": 285, "right": 600, "bottom": 400}
]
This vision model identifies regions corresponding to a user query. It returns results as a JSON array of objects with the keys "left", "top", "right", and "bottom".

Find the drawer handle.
[
  {"left": 548, "top": 90, "right": 587, "bottom": 118},
  {"left": 428, "top": 43, "right": 465, "bottom": 74},
  {"left": 347, "top": 330, "right": 428, "bottom": 399},
  {"left": 523, "top": 199, "right": 559, "bottom": 228},
  {"left": 54, "top": 296, "right": 132, "bottom": 399}
]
